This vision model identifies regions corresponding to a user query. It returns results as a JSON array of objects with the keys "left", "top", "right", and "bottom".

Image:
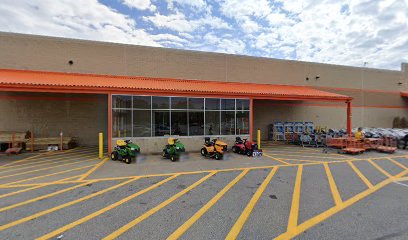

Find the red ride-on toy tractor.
[{"left": 232, "top": 137, "right": 263, "bottom": 157}]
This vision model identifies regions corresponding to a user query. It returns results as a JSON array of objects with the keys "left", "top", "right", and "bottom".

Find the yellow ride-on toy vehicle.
[{"left": 201, "top": 137, "right": 227, "bottom": 160}]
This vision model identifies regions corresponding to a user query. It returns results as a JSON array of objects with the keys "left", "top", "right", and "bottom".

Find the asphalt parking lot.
[{"left": 0, "top": 145, "right": 407, "bottom": 239}]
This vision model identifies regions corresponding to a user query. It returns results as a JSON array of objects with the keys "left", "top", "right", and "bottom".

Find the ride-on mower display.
[
  {"left": 232, "top": 137, "right": 262, "bottom": 157},
  {"left": 162, "top": 138, "right": 185, "bottom": 161},
  {"left": 111, "top": 139, "right": 141, "bottom": 164},
  {"left": 201, "top": 137, "right": 227, "bottom": 160}
]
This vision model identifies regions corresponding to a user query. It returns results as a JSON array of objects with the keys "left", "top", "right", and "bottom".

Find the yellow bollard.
[
  {"left": 257, "top": 129, "right": 261, "bottom": 149},
  {"left": 99, "top": 132, "right": 103, "bottom": 159}
]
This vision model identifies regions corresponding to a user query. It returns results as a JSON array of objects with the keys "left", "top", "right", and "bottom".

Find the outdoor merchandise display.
[
  {"left": 201, "top": 137, "right": 228, "bottom": 160},
  {"left": 110, "top": 139, "right": 141, "bottom": 164},
  {"left": 232, "top": 137, "right": 263, "bottom": 157},
  {"left": 162, "top": 138, "right": 186, "bottom": 162}
]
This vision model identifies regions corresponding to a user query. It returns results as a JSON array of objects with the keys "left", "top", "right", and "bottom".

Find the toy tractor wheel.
[
  {"left": 246, "top": 150, "right": 253, "bottom": 157},
  {"left": 111, "top": 151, "right": 118, "bottom": 161},
  {"left": 170, "top": 155, "right": 177, "bottom": 162},
  {"left": 201, "top": 148, "right": 207, "bottom": 156},
  {"left": 124, "top": 155, "right": 132, "bottom": 164},
  {"left": 162, "top": 151, "right": 167, "bottom": 158},
  {"left": 232, "top": 146, "right": 239, "bottom": 153},
  {"left": 215, "top": 152, "right": 222, "bottom": 160}
]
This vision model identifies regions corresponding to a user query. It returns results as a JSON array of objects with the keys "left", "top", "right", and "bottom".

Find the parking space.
[{"left": 0, "top": 146, "right": 407, "bottom": 239}]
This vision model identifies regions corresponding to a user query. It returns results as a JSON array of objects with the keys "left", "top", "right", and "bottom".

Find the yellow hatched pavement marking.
[
  {"left": 0, "top": 175, "right": 85, "bottom": 199},
  {"left": 283, "top": 159, "right": 323, "bottom": 164},
  {"left": 0, "top": 157, "right": 98, "bottom": 180},
  {"left": 167, "top": 170, "right": 250, "bottom": 240},
  {"left": 275, "top": 168, "right": 408, "bottom": 240},
  {"left": 0, "top": 180, "right": 96, "bottom": 212},
  {"left": 387, "top": 158, "right": 408, "bottom": 170},
  {"left": 0, "top": 150, "right": 96, "bottom": 171},
  {"left": 0, "top": 178, "right": 139, "bottom": 231},
  {"left": 225, "top": 167, "right": 279, "bottom": 240},
  {"left": 287, "top": 165, "right": 303, "bottom": 232},
  {"left": 367, "top": 159, "right": 393, "bottom": 178},
  {"left": 102, "top": 171, "right": 217, "bottom": 240},
  {"left": 78, "top": 157, "right": 109, "bottom": 181},
  {"left": 37, "top": 174, "right": 179, "bottom": 240},
  {"left": 263, "top": 153, "right": 291, "bottom": 165},
  {"left": 347, "top": 161, "right": 374, "bottom": 189},
  {"left": 0, "top": 162, "right": 95, "bottom": 186},
  {"left": 324, "top": 163, "right": 342, "bottom": 205}
]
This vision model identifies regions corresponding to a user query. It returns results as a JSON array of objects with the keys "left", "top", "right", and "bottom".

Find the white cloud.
[
  {"left": 167, "top": 0, "right": 207, "bottom": 9},
  {"left": 121, "top": 0, "right": 156, "bottom": 11}
]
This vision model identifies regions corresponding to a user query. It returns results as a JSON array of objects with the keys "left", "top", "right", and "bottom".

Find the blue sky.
[{"left": 0, "top": 0, "right": 407, "bottom": 70}]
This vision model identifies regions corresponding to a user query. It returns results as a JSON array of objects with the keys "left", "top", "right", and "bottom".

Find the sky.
[{"left": 0, "top": 0, "right": 407, "bottom": 70}]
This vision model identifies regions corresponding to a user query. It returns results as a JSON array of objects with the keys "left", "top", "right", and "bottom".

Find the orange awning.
[
  {"left": 0, "top": 69, "right": 351, "bottom": 102},
  {"left": 401, "top": 92, "right": 408, "bottom": 97}
]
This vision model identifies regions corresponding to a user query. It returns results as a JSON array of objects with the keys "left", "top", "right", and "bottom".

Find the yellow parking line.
[
  {"left": 0, "top": 158, "right": 98, "bottom": 180},
  {"left": 225, "top": 167, "right": 279, "bottom": 240},
  {"left": 102, "top": 172, "right": 217, "bottom": 240},
  {"left": 347, "top": 161, "right": 374, "bottom": 189},
  {"left": 78, "top": 157, "right": 109, "bottom": 181},
  {"left": 0, "top": 150, "right": 97, "bottom": 170},
  {"left": 324, "top": 163, "right": 342, "bottom": 205},
  {"left": 275, "top": 168, "right": 408, "bottom": 240},
  {"left": 367, "top": 159, "right": 393, "bottom": 178},
  {"left": 1, "top": 162, "right": 95, "bottom": 186},
  {"left": 283, "top": 159, "right": 323, "bottom": 164},
  {"left": 0, "top": 151, "right": 53, "bottom": 168},
  {"left": 287, "top": 165, "right": 303, "bottom": 231},
  {"left": 0, "top": 181, "right": 96, "bottom": 212},
  {"left": 0, "top": 175, "right": 84, "bottom": 199},
  {"left": 0, "top": 178, "right": 139, "bottom": 231},
  {"left": 0, "top": 155, "right": 96, "bottom": 175},
  {"left": 168, "top": 170, "right": 250, "bottom": 240},
  {"left": 387, "top": 158, "right": 408, "bottom": 170},
  {"left": 38, "top": 174, "right": 180, "bottom": 240},
  {"left": 263, "top": 153, "right": 291, "bottom": 165}
]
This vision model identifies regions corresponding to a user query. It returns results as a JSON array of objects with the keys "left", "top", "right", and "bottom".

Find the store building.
[{"left": 0, "top": 32, "right": 407, "bottom": 153}]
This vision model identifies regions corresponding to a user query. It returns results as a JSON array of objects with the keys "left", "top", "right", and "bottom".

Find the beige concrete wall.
[
  {"left": 113, "top": 135, "right": 245, "bottom": 154},
  {"left": 0, "top": 92, "right": 107, "bottom": 146}
]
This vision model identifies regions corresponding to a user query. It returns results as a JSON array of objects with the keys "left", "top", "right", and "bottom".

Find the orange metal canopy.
[{"left": 0, "top": 69, "right": 351, "bottom": 102}]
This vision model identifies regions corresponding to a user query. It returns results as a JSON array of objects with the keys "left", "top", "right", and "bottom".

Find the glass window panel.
[
  {"left": 112, "top": 95, "right": 131, "bottom": 108},
  {"left": 205, "top": 111, "right": 220, "bottom": 135},
  {"left": 171, "top": 97, "right": 187, "bottom": 109},
  {"left": 171, "top": 111, "right": 187, "bottom": 136},
  {"left": 152, "top": 110, "right": 170, "bottom": 136},
  {"left": 221, "top": 111, "right": 235, "bottom": 135},
  {"left": 112, "top": 109, "right": 132, "bottom": 138},
  {"left": 133, "top": 96, "right": 151, "bottom": 109},
  {"left": 188, "top": 98, "right": 204, "bottom": 110},
  {"left": 236, "top": 99, "right": 250, "bottom": 111},
  {"left": 133, "top": 110, "right": 151, "bottom": 137},
  {"left": 221, "top": 99, "right": 235, "bottom": 110},
  {"left": 236, "top": 111, "right": 250, "bottom": 135},
  {"left": 205, "top": 98, "right": 220, "bottom": 110},
  {"left": 189, "top": 111, "right": 204, "bottom": 136},
  {"left": 152, "top": 96, "right": 169, "bottom": 109}
]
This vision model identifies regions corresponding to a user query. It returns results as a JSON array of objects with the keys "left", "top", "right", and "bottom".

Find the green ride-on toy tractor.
[
  {"left": 162, "top": 138, "right": 185, "bottom": 162},
  {"left": 111, "top": 139, "right": 141, "bottom": 164}
]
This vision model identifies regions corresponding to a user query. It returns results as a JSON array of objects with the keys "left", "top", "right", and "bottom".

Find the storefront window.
[
  {"left": 221, "top": 111, "right": 235, "bottom": 135},
  {"left": 113, "top": 109, "right": 132, "bottom": 137},
  {"left": 205, "top": 111, "right": 220, "bottom": 135},
  {"left": 205, "top": 98, "right": 220, "bottom": 110},
  {"left": 236, "top": 111, "right": 250, "bottom": 134},
  {"left": 113, "top": 95, "right": 131, "bottom": 108},
  {"left": 152, "top": 96, "right": 169, "bottom": 109},
  {"left": 189, "top": 111, "right": 204, "bottom": 135},
  {"left": 133, "top": 110, "right": 151, "bottom": 137},
  {"left": 152, "top": 110, "right": 170, "bottom": 136},
  {"left": 112, "top": 95, "right": 250, "bottom": 137},
  {"left": 188, "top": 98, "right": 204, "bottom": 110},
  {"left": 171, "top": 111, "right": 188, "bottom": 136},
  {"left": 133, "top": 96, "right": 151, "bottom": 109},
  {"left": 171, "top": 97, "right": 187, "bottom": 109}
]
